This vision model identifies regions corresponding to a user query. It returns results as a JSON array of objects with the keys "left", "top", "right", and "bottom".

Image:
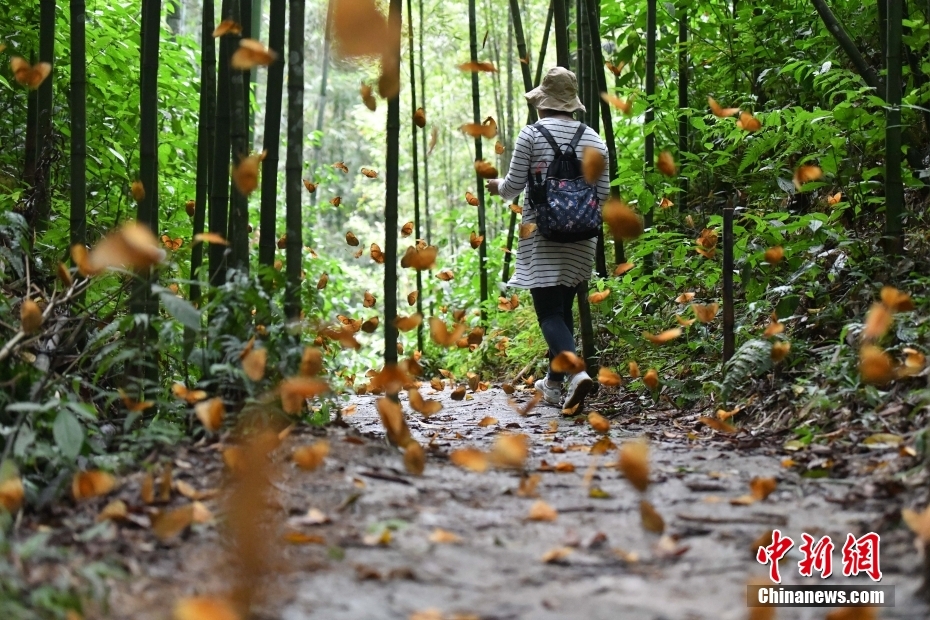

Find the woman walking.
[{"left": 486, "top": 67, "right": 610, "bottom": 412}]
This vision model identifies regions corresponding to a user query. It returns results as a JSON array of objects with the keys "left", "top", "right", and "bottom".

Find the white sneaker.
[
  {"left": 563, "top": 371, "right": 593, "bottom": 412},
  {"left": 534, "top": 378, "right": 562, "bottom": 407}
]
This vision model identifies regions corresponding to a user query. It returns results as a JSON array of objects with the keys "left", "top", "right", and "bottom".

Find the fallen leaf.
[
  {"left": 425, "top": 528, "right": 462, "bottom": 545},
  {"left": 527, "top": 500, "right": 558, "bottom": 521},
  {"left": 541, "top": 546, "right": 573, "bottom": 563}
]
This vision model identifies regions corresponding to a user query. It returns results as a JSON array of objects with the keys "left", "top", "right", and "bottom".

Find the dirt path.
[{"left": 108, "top": 385, "right": 929, "bottom": 620}]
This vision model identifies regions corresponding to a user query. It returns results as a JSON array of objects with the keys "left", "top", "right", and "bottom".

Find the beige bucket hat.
[{"left": 525, "top": 67, "right": 586, "bottom": 113}]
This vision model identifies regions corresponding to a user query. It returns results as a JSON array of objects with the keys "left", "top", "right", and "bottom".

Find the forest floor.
[{"left": 32, "top": 386, "right": 930, "bottom": 619}]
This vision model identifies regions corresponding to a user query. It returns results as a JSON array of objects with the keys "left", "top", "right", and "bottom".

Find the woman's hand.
[{"left": 485, "top": 179, "right": 501, "bottom": 196}]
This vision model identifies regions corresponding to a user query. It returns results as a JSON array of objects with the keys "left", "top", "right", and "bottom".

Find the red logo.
[
  {"left": 756, "top": 531, "right": 882, "bottom": 583},
  {"left": 756, "top": 529, "right": 794, "bottom": 583}
]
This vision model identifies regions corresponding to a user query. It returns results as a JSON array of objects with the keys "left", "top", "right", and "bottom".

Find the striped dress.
[{"left": 498, "top": 117, "right": 610, "bottom": 290}]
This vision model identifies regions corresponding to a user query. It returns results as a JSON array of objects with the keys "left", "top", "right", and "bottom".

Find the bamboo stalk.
[
  {"left": 258, "top": 0, "right": 286, "bottom": 268},
  {"left": 583, "top": 0, "right": 622, "bottom": 265},
  {"left": 190, "top": 0, "right": 216, "bottom": 302},
  {"left": 210, "top": 0, "right": 234, "bottom": 286},
  {"left": 553, "top": 0, "right": 569, "bottom": 68},
  {"left": 284, "top": 0, "right": 305, "bottom": 318},
  {"left": 644, "top": 0, "right": 656, "bottom": 238},
  {"left": 35, "top": 0, "right": 55, "bottom": 230},
  {"left": 228, "top": 0, "right": 250, "bottom": 272},
  {"left": 70, "top": 0, "right": 86, "bottom": 253},
  {"left": 884, "top": 0, "right": 904, "bottom": 255},
  {"left": 678, "top": 1, "right": 689, "bottom": 209},
  {"left": 468, "top": 0, "right": 489, "bottom": 322},
  {"left": 418, "top": 0, "right": 431, "bottom": 247},
  {"left": 384, "top": 0, "right": 403, "bottom": 364},
  {"left": 406, "top": 0, "right": 424, "bottom": 352}
]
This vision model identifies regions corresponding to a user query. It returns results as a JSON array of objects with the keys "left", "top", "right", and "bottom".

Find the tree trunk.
[
  {"left": 210, "top": 0, "right": 234, "bottom": 286},
  {"left": 284, "top": 0, "right": 305, "bottom": 318},
  {"left": 468, "top": 0, "right": 489, "bottom": 322},
  {"left": 35, "top": 0, "right": 56, "bottom": 230},
  {"left": 259, "top": 0, "right": 286, "bottom": 268},
  {"left": 191, "top": 0, "right": 216, "bottom": 303},
  {"left": 70, "top": 0, "right": 86, "bottom": 253},
  {"left": 384, "top": 0, "right": 403, "bottom": 364},
  {"left": 884, "top": 0, "right": 904, "bottom": 254}
]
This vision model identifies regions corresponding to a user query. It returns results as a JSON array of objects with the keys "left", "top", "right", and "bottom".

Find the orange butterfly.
[
  {"left": 361, "top": 168, "right": 378, "bottom": 178},
  {"left": 330, "top": 196, "right": 342, "bottom": 206},
  {"left": 161, "top": 235, "right": 183, "bottom": 250},
  {"left": 10, "top": 57, "right": 51, "bottom": 90},
  {"left": 333, "top": 161, "right": 349, "bottom": 173},
  {"left": 458, "top": 61, "right": 497, "bottom": 73},
  {"left": 212, "top": 19, "right": 242, "bottom": 37},
  {"left": 465, "top": 192, "right": 479, "bottom": 206},
  {"left": 708, "top": 96, "right": 739, "bottom": 118},
  {"left": 303, "top": 179, "right": 317, "bottom": 193}
]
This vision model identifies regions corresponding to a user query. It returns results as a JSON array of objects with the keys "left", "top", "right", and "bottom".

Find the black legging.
[{"left": 530, "top": 283, "right": 580, "bottom": 382}]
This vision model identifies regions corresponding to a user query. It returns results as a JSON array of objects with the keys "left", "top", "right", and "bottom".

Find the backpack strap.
[
  {"left": 568, "top": 123, "right": 587, "bottom": 151},
  {"left": 532, "top": 123, "right": 562, "bottom": 154},
  {"left": 533, "top": 122, "right": 588, "bottom": 156}
]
